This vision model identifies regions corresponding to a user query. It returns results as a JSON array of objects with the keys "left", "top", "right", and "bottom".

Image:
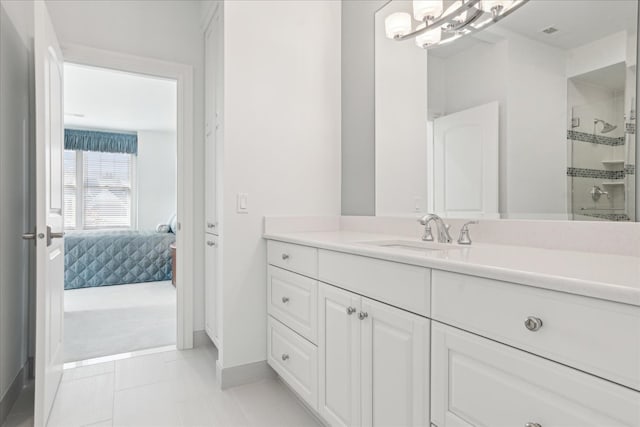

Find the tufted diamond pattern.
[{"left": 65, "top": 230, "right": 175, "bottom": 290}]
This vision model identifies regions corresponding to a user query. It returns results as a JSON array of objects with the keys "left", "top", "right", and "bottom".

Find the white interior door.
[
  {"left": 33, "top": 2, "right": 65, "bottom": 425},
  {"left": 433, "top": 101, "right": 499, "bottom": 218}
]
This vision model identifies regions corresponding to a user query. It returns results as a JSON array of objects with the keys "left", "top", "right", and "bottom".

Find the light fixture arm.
[{"left": 393, "top": 0, "right": 483, "bottom": 41}]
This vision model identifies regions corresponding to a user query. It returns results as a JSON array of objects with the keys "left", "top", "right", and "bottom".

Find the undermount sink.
[{"left": 359, "top": 240, "right": 458, "bottom": 252}]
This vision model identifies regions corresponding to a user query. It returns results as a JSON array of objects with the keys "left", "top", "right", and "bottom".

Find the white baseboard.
[
  {"left": 216, "top": 359, "right": 276, "bottom": 390},
  {"left": 0, "top": 362, "right": 27, "bottom": 425}
]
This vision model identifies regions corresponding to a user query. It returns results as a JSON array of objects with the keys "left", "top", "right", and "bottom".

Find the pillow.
[
  {"left": 156, "top": 224, "right": 170, "bottom": 233},
  {"left": 168, "top": 214, "right": 178, "bottom": 234}
]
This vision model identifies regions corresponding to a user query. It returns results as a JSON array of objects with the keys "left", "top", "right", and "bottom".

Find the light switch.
[{"left": 237, "top": 193, "right": 249, "bottom": 214}]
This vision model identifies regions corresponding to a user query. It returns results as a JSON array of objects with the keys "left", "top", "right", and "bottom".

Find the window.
[{"left": 64, "top": 150, "right": 136, "bottom": 230}]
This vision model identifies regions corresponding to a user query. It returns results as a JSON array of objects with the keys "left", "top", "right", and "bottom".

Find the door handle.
[
  {"left": 46, "top": 226, "right": 65, "bottom": 246},
  {"left": 22, "top": 228, "right": 45, "bottom": 245}
]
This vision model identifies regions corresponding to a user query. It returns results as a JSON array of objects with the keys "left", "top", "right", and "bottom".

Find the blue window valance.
[{"left": 64, "top": 129, "right": 138, "bottom": 155}]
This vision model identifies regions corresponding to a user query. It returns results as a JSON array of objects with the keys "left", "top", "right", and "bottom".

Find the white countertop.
[{"left": 264, "top": 230, "right": 640, "bottom": 307}]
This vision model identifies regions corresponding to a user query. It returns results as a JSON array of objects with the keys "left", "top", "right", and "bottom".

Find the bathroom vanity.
[{"left": 264, "top": 218, "right": 640, "bottom": 427}]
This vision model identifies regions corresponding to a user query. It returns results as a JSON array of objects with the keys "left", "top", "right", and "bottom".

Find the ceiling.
[
  {"left": 64, "top": 63, "right": 177, "bottom": 132},
  {"left": 497, "top": 0, "right": 637, "bottom": 50}
]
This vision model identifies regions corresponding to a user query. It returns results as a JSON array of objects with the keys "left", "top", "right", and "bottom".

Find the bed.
[{"left": 64, "top": 230, "right": 176, "bottom": 290}]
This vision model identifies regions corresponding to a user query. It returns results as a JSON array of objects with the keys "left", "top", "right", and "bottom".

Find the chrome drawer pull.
[
  {"left": 281, "top": 354, "right": 289, "bottom": 361},
  {"left": 282, "top": 297, "right": 290, "bottom": 303},
  {"left": 346, "top": 306, "right": 356, "bottom": 315},
  {"left": 524, "top": 316, "right": 543, "bottom": 332},
  {"left": 281, "top": 253, "right": 290, "bottom": 260},
  {"left": 525, "top": 423, "right": 541, "bottom": 427},
  {"left": 358, "top": 311, "right": 368, "bottom": 320},
  {"left": 206, "top": 240, "right": 216, "bottom": 247}
]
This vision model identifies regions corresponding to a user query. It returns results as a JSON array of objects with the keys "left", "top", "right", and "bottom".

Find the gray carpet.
[{"left": 64, "top": 281, "right": 176, "bottom": 362}]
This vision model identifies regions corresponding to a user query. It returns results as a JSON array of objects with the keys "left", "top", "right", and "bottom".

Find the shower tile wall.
[{"left": 568, "top": 79, "right": 628, "bottom": 221}]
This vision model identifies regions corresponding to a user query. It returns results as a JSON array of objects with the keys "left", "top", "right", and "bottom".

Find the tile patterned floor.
[{"left": 3, "top": 342, "right": 322, "bottom": 427}]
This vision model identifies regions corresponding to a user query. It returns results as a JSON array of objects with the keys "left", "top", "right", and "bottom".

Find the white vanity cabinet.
[
  {"left": 266, "top": 241, "right": 430, "bottom": 426},
  {"left": 318, "top": 283, "right": 430, "bottom": 427},
  {"left": 431, "top": 323, "right": 640, "bottom": 427},
  {"left": 265, "top": 236, "right": 640, "bottom": 427}
]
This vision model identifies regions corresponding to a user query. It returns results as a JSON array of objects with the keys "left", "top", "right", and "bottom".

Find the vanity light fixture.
[{"left": 385, "top": 0, "right": 528, "bottom": 49}]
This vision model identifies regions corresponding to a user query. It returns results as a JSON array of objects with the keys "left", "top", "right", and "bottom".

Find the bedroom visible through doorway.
[{"left": 62, "top": 63, "right": 178, "bottom": 363}]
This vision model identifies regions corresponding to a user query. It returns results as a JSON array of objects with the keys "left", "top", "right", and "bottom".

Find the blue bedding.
[{"left": 64, "top": 230, "right": 175, "bottom": 290}]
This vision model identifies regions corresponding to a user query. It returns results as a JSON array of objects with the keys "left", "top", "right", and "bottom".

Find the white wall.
[
  {"left": 220, "top": 0, "right": 341, "bottom": 368},
  {"left": 426, "top": 30, "right": 567, "bottom": 218},
  {"left": 45, "top": 0, "right": 207, "bottom": 330},
  {"left": 0, "top": 1, "right": 31, "bottom": 414},
  {"left": 567, "top": 31, "right": 627, "bottom": 78},
  {"left": 374, "top": 0, "right": 428, "bottom": 216},
  {"left": 505, "top": 33, "right": 568, "bottom": 218},
  {"left": 136, "top": 131, "right": 177, "bottom": 230},
  {"left": 341, "top": 0, "right": 386, "bottom": 216}
]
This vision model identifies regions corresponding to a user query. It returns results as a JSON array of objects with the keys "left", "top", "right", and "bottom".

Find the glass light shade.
[
  {"left": 415, "top": 26, "right": 442, "bottom": 48},
  {"left": 482, "top": 0, "right": 513, "bottom": 14},
  {"left": 413, "top": 0, "right": 444, "bottom": 22},
  {"left": 385, "top": 12, "right": 412, "bottom": 39}
]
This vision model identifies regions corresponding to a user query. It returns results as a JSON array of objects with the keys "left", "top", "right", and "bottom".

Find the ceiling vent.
[{"left": 541, "top": 26, "right": 559, "bottom": 34}]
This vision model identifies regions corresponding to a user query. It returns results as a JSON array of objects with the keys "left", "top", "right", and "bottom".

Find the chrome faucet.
[
  {"left": 418, "top": 214, "right": 452, "bottom": 243},
  {"left": 457, "top": 221, "right": 478, "bottom": 245}
]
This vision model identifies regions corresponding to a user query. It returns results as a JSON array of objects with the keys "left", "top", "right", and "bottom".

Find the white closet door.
[
  {"left": 433, "top": 101, "right": 499, "bottom": 218},
  {"left": 204, "top": 236, "right": 218, "bottom": 346}
]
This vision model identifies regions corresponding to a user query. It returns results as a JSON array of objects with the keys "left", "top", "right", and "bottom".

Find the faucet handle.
[
  {"left": 422, "top": 226, "right": 434, "bottom": 242},
  {"left": 457, "top": 221, "right": 479, "bottom": 245}
]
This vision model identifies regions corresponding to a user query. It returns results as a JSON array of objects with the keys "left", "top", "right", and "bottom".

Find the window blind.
[
  {"left": 63, "top": 150, "right": 133, "bottom": 230},
  {"left": 64, "top": 150, "right": 77, "bottom": 229}
]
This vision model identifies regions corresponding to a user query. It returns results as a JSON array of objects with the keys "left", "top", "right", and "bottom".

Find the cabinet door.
[
  {"left": 431, "top": 322, "right": 640, "bottom": 427},
  {"left": 361, "top": 298, "right": 430, "bottom": 427},
  {"left": 204, "top": 236, "right": 219, "bottom": 346},
  {"left": 318, "top": 283, "right": 361, "bottom": 427},
  {"left": 203, "top": 12, "right": 219, "bottom": 233}
]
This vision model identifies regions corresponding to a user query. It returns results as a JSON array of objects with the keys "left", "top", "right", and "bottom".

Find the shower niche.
[{"left": 568, "top": 60, "right": 636, "bottom": 221}]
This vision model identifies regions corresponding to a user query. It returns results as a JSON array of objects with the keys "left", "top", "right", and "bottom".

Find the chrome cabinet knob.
[
  {"left": 281, "top": 253, "right": 290, "bottom": 260},
  {"left": 282, "top": 296, "right": 290, "bottom": 303},
  {"left": 346, "top": 306, "right": 356, "bottom": 315},
  {"left": 281, "top": 354, "right": 289, "bottom": 361},
  {"left": 358, "top": 311, "right": 368, "bottom": 320},
  {"left": 207, "top": 240, "right": 216, "bottom": 247},
  {"left": 525, "top": 423, "right": 542, "bottom": 427},
  {"left": 524, "top": 316, "right": 543, "bottom": 332},
  {"left": 207, "top": 222, "right": 216, "bottom": 229}
]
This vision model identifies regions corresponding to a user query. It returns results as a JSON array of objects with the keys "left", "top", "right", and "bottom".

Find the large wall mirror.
[{"left": 375, "top": 0, "right": 638, "bottom": 221}]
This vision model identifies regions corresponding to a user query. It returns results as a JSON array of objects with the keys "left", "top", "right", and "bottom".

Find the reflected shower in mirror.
[{"left": 375, "top": 0, "right": 638, "bottom": 221}]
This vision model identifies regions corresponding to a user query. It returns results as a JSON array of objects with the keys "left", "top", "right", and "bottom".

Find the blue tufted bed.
[{"left": 64, "top": 230, "right": 176, "bottom": 290}]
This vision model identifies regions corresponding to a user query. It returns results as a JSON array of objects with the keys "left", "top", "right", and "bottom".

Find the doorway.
[
  {"left": 62, "top": 63, "right": 178, "bottom": 362},
  {"left": 59, "top": 43, "right": 196, "bottom": 359}
]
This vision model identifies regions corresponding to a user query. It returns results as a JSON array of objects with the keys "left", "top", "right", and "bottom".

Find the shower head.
[{"left": 594, "top": 118, "right": 617, "bottom": 134}]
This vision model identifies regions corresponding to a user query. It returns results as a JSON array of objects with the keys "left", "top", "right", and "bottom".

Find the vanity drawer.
[
  {"left": 432, "top": 270, "right": 640, "bottom": 390},
  {"left": 267, "top": 316, "right": 318, "bottom": 410},
  {"left": 432, "top": 322, "right": 640, "bottom": 427},
  {"left": 268, "top": 265, "right": 318, "bottom": 343},
  {"left": 318, "top": 249, "right": 430, "bottom": 317},
  {"left": 267, "top": 240, "right": 318, "bottom": 278}
]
